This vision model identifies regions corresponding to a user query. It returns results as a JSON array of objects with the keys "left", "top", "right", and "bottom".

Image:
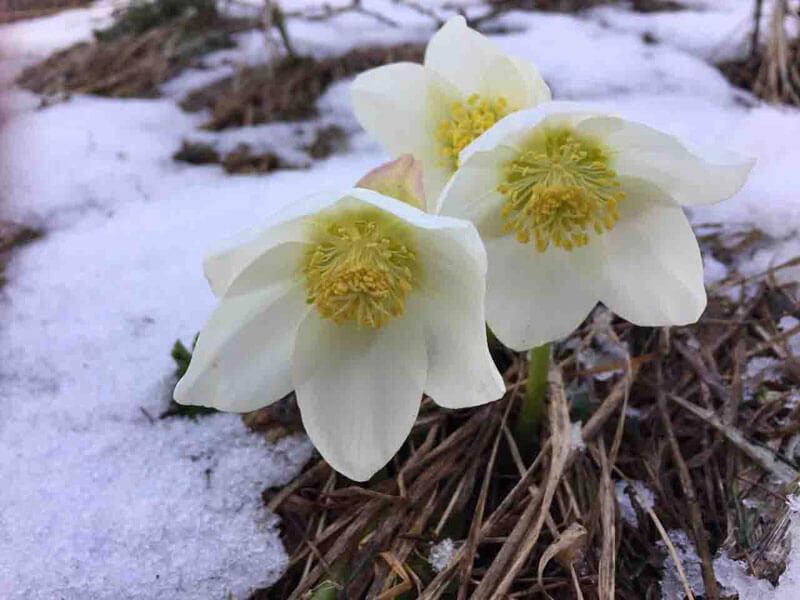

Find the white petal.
[
  {"left": 345, "top": 187, "right": 473, "bottom": 234},
  {"left": 425, "top": 17, "right": 549, "bottom": 111},
  {"left": 460, "top": 103, "right": 593, "bottom": 165},
  {"left": 351, "top": 62, "right": 454, "bottom": 155},
  {"left": 577, "top": 116, "right": 754, "bottom": 206},
  {"left": 509, "top": 56, "right": 552, "bottom": 105},
  {"left": 351, "top": 63, "right": 459, "bottom": 205},
  {"left": 436, "top": 146, "right": 514, "bottom": 239},
  {"left": 425, "top": 16, "right": 503, "bottom": 95},
  {"left": 422, "top": 162, "right": 454, "bottom": 213},
  {"left": 204, "top": 191, "right": 338, "bottom": 297},
  {"left": 416, "top": 221, "right": 505, "bottom": 408},
  {"left": 484, "top": 236, "right": 600, "bottom": 351},
  {"left": 292, "top": 312, "right": 426, "bottom": 481},
  {"left": 595, "top": 178, "right": 706, "bottom": 326},
  {"left": 174, "top": 283, "right": 308, "bottom": 412},
  {"left": 425, "top": 16, "right": 496, "bottom": 93}
]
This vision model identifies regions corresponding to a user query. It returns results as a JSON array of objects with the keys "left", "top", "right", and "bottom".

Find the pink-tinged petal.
[{"left": 356, "top": 155, "right": 425, "bottom": 210}]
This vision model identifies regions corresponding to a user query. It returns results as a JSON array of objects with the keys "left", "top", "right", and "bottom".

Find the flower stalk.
[{"left": 514, "top": 342, "right": 550, "bottom": 459}]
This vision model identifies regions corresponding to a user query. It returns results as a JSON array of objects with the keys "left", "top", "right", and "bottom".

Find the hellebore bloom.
[
  {"left": 351, "top": 15, "right": 551, "bottom": 209},
  {"left": 174, "top": 157, "right": 504, "bottom": 481},
  {"left": 437, "top": 104, "right": 754, "bottom": 351}
]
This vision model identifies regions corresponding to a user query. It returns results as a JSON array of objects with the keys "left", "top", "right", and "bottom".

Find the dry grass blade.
[
  {"left": 597, "top": 440, "right": 615, "bottom": 600},
  {"left": 656, "top": 348, "right": 720, "bottom": 600},
  {"left": 669, "top": 392, "right": 798, "bottom": 483},
  {"left": 536, "top": 522, "right": 588, "bottom": 599},
  {"left": 254, "top": 227, "right": 799, "bottom": 598},
  {"left": 457, "top": 399, "right": 513, "bottom": 600},
  {"left": 474, "top": 365, "right": 572, "bottom": 599},
  {"left": 629, "top": 469, "right": 697, "bottom": 600}
]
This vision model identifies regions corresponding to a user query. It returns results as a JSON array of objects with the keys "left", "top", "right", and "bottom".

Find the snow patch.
[
  {"left": 615, "top": 480, "right": 655, "bottom": 527},
  {"left": 659, "top": 529, "right": 704, "bottom": 600},
  {"left": 429, "top": 538, "right": 456, "bottom": 573}
]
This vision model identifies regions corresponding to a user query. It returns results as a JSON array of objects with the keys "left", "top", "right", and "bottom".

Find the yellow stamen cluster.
[
  {"left": 304, "top": 212, "right": 417, "bottom": 328},
  {"left": 498, "top": 126, "right": 624, "bottom": 252},
  {"left": 436, "top": 94, "right": 509, "bottom": 170}
]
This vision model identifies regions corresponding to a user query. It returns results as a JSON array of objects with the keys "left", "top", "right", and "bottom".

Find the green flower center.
[
  {"left": 497, "top": 126, "right": 624, "bottom": 252},
  {"left": 436, "top": 94, "right": 510, "bottom": 171},
  {"left": 304, "top": 210, "right": 417, "bottom": 328}
]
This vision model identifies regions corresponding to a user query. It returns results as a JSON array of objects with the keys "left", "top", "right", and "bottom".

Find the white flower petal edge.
[
  {"left": 173, "top": 283, "right": 309, "bottom": 413},
  {"left": 577, "top": 116, "right": 755, "bottom": 206},
  {"left": 350, "top": 62, "right": 458, "bottom": 213},
  {"left": 351, "top": 16, "right": 550, "bottom": 206},
  {"left": 326, "top": 189, "right": 506, "bottom": 404},
  {"left": 350, "top": 62, "right": 443, "bottom": 158},
  {"left": 424, "top": 16, "right": 551, "bottom": 104},
  {"left": 438, "top": 105, "right": 753, "bottom": 349},
  {"left": 457, "top": 101, "right": 595, "bottom": 165},
  {"left": 435, "top": 145, "right": 515, "bottom": 238},
  {"left": 483, "top": 236, "right": 600, "bottom": 351},
  {"left": 203, "top": 191, "right": 338, "bottom": 297},
  {"left": 415, "top": 219, "right": 506, "bottom": 408},
  {"left": 176, "top": 186, "right": 504, "bottom": 481},
  {"left": 293, "top": 310, "right": 426, "bottom": 481},
  {"left": 595, "top": 177, "right": 706, "bottom": 327},
  {"left": 508, "top": 56, "right": 552, "bottom": 106}
]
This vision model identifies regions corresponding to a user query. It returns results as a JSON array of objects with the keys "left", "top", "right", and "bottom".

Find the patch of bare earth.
[{"left": 719, "top": 0, "right": 800, "bottom": 106}]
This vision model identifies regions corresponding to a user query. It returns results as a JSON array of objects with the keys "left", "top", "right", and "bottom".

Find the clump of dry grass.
[
  {"left": 16, "top": 1, "right": 249, "bottom": 99},
  {"left": 247, "top": 226, "right": 799, "bottom": 599},
  {"left": 719, "top": 0, "right": 800, "bottom": 106},
  {"left": 0, "top": 0, "right": 89, "bottom": 24},
  {"left": 180, "top": 44, "right": 423, "bottom": 130},
  {"left": 172, "top": 125, "right": 347, "bottom": 174}
]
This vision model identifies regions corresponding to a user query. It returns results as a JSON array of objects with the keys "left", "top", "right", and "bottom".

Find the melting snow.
[
  {"left": 3, "top": 0, "right": 800, "bottom": 596},
  {"left": 616, "top": 480, "right": 655, "bottom": 527},
  {"left": 429, "top": 538, "right": 457, "bottom": 573}
]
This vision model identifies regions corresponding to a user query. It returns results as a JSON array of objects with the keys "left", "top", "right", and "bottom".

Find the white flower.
[
  {"left": 174, "top": 160, "right": 504, "bottom": 481},
  {"left": 351, "top": 15, "right": 551, "bottom": 210},
  {"left": 437, "top": 103, "right": 754, "bottom": 350}
]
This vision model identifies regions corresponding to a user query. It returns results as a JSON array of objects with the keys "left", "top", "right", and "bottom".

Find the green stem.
[{"left": 514, "top": 342, "right": 551, "bottom": 459}]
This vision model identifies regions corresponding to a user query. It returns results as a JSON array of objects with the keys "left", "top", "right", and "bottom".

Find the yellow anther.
[
  {"left": 497, "top": 126, "right": 625, "bottom": 253},
  {"left": 304, "top": 209, "right": 418, "bottom": 328},
  {"left": 436, "top": 94, "right": 510, "bottom": 171}
]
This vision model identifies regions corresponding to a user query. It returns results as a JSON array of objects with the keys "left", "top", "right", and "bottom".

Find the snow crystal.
[
  {"left": 779, "top": 316, "right": 800, "bottom": 356},
  {"left": 787, "top": 391, "right": 800, "bottom": 411},
  {"left": 429, "top": 538, "right": 457, "bottom": 573},
  {"left": 624, "top": 406, "right": 644, "bottom": 420},
  {"left": 662, "top": 505, "right": 800, "bottom": 600},
  {"left": 703, "top": 252, "right": 729, "bottom": 286},
  {"left": 717, "top": 497, "right": 800, "bottom": 600},
  {"left": 713, "top": 552, "right": 774, "bottom": 598},
  {"left": 570, "top": 421, "right": 586, "bottom": 453},
  {"left": 658, "top": 529, "right": 704, "bottom": 600},
  {"left": 746, "top": 356, "right": 783, "bottom": 383},
  {"left": 615, "top": 480, "right": 655, "bottom": 527}
]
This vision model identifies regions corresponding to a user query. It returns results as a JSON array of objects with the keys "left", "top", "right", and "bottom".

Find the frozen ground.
[{"left": 0, "top": 0, "right": 799, "bottom": 597}]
